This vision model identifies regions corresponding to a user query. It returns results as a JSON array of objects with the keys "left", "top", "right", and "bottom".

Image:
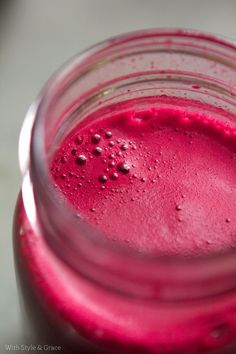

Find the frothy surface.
[{"left": 51, "top": 103, "right": 236, "bottom": 255}]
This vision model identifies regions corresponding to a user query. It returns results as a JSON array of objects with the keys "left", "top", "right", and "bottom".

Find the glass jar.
[{"left": 14, "top": 29, "right": 236, "bottom": 354}]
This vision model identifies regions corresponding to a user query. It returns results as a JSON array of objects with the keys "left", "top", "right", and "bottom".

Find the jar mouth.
[{"left": 19, "top": 28, "right": 236, "bottom": 301}]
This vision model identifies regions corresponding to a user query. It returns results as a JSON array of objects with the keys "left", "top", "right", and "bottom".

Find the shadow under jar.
[{"left": 14, "top": 29, "right": 236, "bottom": 354}]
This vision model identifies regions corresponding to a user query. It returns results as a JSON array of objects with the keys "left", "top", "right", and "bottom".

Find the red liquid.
[
  {"left": 14, "top": 100, "right": 236, "bottom": 353},
  {"left": 52, "top": 103, "right": 236, "bottom": 255}
]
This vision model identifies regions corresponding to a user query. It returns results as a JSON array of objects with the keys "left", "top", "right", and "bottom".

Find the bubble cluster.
[{"left": 51, "top": 101, "right": 236, "bottom": 258}]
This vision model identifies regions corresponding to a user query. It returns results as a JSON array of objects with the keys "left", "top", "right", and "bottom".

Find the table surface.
[{"left": 1, "top": 1, "right": 236, "bottom": 352}]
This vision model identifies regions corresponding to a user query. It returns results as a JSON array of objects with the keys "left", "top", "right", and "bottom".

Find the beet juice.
[{"left": 14, "top": 30, "right": 236, "bottom": 354}]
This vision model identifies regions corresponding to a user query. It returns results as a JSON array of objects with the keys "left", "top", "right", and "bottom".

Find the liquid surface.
[{"left": 51, "top": 102, "right": 236, "bottom": 255}]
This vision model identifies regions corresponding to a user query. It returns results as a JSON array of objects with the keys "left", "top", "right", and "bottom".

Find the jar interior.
[{"left": 22, "top": 30, "right": 236, "bottom": 301}]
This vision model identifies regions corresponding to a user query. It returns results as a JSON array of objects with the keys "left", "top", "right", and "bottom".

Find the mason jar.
[{"left": 14, "top": 29, "right": 236, "bottom": 354}]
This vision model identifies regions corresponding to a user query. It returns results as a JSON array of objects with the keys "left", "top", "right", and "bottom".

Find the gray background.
[{"left": 1, "top": 0, "right": 236, "bottom": 352}]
